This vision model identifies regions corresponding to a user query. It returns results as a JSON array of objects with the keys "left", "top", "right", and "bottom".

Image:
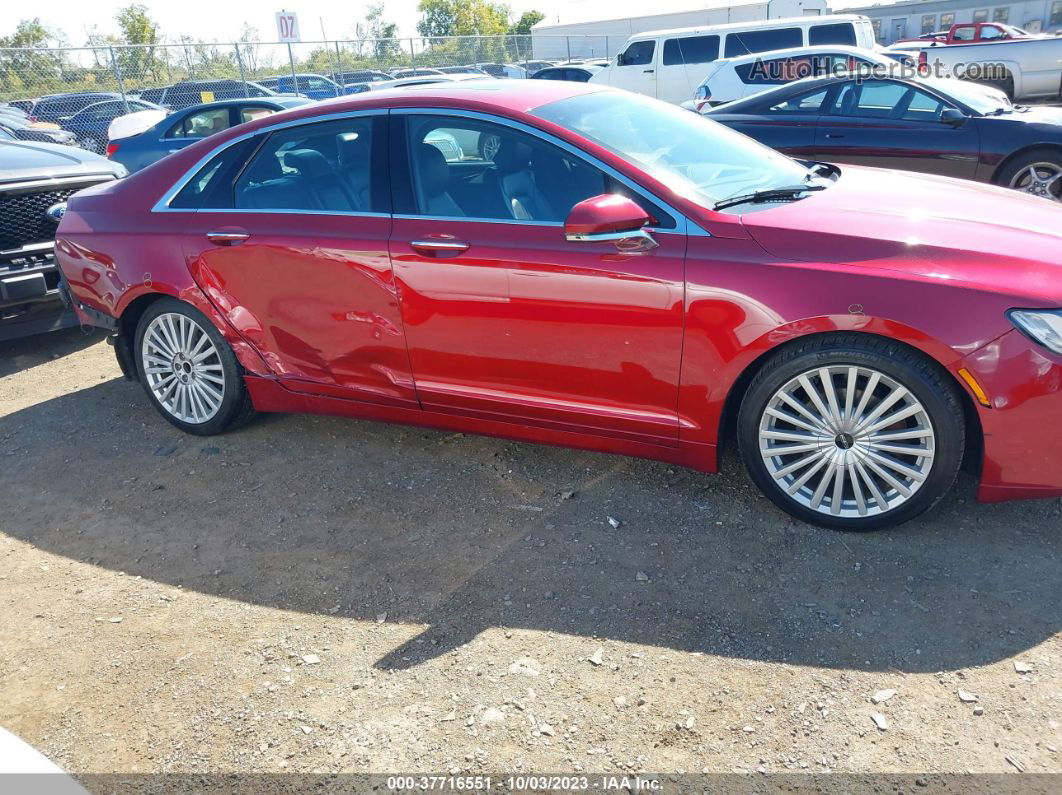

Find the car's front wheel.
[
  {"left": 996, "top": 148, "right": 1062, "bottom": 203},
  {"left": 134, "top": 298, "right": 254, "bottom": 435},
  {"left": 737, "top": 335, "right": 965, "bottom": 531}
]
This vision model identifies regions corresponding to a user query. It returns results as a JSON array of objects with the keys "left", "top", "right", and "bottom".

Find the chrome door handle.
[
  {"left": 411, "top": 239, "right": 469, "bottom": 255},
  {"left": 206, "top": 230, "right": 250, "bottom": 245}
]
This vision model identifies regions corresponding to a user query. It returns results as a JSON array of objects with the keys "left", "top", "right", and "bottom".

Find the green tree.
[
  {"left": 114, "top": 4, "right": 164, "bottom": 83},
  {"left": 357, "top": 3, "right": 400, "bottom": 59},
  {"left": 417, "top": 0, "right": 509, "bottom": 37},
  {"left": 510, "top": 10, "right": 544, "bottom": 35},
  {"left": 0, "top": 18, "right": 68, "bottom": 99}
]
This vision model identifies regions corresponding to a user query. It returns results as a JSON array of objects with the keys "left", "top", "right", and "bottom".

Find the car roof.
[
  {"left": 174, "top": 97, "right": 311, "bottom": 113},
  {"left": 631, "top": 13, "right": 866, "bottom": 39},
  {"left": 714, "top": 45, "right": 891, "bottom": 67}
]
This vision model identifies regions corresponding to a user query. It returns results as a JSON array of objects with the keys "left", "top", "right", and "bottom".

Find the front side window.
[
  {"left": 618, "top": 40, "right": 655, "bottom": 67},
  {"left": 169, "top": 108, "right": 230, "bottom": 138},
  {"left": 234, "top": 117, "right": 378, "bottom": 213},
  {"left": 831, "top": 80, "right": 949, "bottom": 122},
  {"left": 406, "top": 116, "right": 609, "bottom": 223},
  {"left": 724, "top": 28, "right": 802, "bottom": 58},
  {"left": 808, "top": 22, "right": 857, "bottom": 46},
  {"left": 662, "top": 35, "right": 720, "bottom": 66},
  {"left": 533, "top": 90, "right": 812, "bottom": 209}
]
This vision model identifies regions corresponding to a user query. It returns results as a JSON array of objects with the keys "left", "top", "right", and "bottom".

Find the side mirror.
[
  {"left": 564, "top": 194, "right": 658, "bottom": 252},
  {"left": 940, "top": 107, "right": 967, "bottom": 127}
]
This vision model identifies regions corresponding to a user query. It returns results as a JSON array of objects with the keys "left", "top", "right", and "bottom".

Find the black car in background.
[
  {"left": 30, "top": 92, "right": 125, "bottom": 125},
  {"left": 0, "top": 113, "right": 77, "bottom": 147},
  {"left": 0, "top": 139, "right": 126, "bottom": 340},
  {"left": 134, "top": 79, "right": 285, "bottom": 109},
  {"left": 530, "top": 64, "right": 603, "bottom": 82},
  {"left": 705, "top": 73, "right": 1062, "bottom": 201}
]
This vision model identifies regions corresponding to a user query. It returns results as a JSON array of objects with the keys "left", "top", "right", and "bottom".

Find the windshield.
[
  {"left": 919, "top": 76, "right": 1010, "bottom": 114},
  {"left": 531, "top": 90, "right": 814, "bottom": 208}
]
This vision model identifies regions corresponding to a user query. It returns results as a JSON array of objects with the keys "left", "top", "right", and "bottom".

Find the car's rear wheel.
[
  {"left": 737, "top": 336, "right": 965, "bottom": 531},
  {"left": 996, "top": 148, "right": 1062, "bottom": 203},
  {"left": 134, "top": 298, "right": 254, "bottom": 435}
]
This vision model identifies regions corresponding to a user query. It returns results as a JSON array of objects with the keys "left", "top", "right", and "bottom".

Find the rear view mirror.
[{"left": 564, "top": 194, "right": 658, "bottom": 252}]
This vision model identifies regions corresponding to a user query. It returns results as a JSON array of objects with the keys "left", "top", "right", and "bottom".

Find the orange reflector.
[{"left": 958, "top": 368, "right": 991, "bottom": 407}]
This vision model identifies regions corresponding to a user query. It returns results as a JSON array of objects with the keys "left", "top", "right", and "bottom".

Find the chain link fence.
[{"left": 0, "top": 35, "right": 615, "bottom": 107}]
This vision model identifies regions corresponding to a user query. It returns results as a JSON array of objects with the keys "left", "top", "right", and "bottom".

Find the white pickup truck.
[{"left": 892, "top": 35, "right": 1062, "bottom": 102}]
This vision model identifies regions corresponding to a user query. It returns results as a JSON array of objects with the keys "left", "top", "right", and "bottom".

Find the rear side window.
[
  {"left": 808, "top": 23, "right": 858, "bottom": 46},
  {"left": 662, "top": 35, "right": 720, "bottom": 66},
  {"left": 169, "top": 137, "right": 259, "bottom": 210},
  {"left": 618, "top": 40, "right": 655, "bottom": 66},
  {"left": 168, "top": 108, "right": 230, "bottom": 138},
  {"left": 724, "top": 28, "right": 802, "bottom": 57},
  {"left": 234, "top": 117, "right": 381, "bottom": 213}
]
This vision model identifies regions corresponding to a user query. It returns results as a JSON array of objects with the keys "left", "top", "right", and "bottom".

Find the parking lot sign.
[{"left": 275, "top": 11, "right": 301, "bottom": 43}]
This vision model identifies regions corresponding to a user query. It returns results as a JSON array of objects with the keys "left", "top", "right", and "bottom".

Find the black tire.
[
  {"left": 736, "top": 334, "right": 965, "bottom": 532},
  {"left": 994, "top": 147, "right": 1062, "bottom": 201},
  {"left": 134, "top": 297, "right": 254, "bottom": 435}
]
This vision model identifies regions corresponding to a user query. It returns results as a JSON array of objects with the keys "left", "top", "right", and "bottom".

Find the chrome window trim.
[
  {"left": 151, "top": 108, "right": 384, "bottom": 213},
  {"left": 393, "top": 107, "right": 707, "bottom": 237}
]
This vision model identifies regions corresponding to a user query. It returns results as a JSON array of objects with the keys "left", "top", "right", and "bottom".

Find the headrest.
[
  {"left": 416, "top": 142, "right": 450, "bottom": 197},
  {"left": 493, "top": 138, "right": 532, "bottom": 175},
  {"left": 282, "top": 148, "right": 332, "bottom": 179}
]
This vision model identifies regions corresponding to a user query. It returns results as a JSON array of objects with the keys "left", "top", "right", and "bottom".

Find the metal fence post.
[
  {"left": 409, "top": 38, "right": 416, "bottom": 68},
  {"left": 233, "top": 43, "right": 249, "bottom": 97},
  {"left": 566, "top": 37, "right": 572, "bottom": 62},
  {"left": 286, "top": 41, "right": 298, "bottom": 92},
  {"left": 108, "top": 45, "right": 129, "bottom": 112}
]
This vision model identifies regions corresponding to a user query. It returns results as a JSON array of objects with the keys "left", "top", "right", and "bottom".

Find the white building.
[
  {"left": 837, "top": 0, "right": 1062, "bottom": 44},
  {"left": 531, "top": 0, "right": 830, "bottom": 59}
]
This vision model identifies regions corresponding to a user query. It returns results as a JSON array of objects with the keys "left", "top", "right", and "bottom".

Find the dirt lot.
[{"left": 1, "top": 328, "right": 1060, "bottom": 787}]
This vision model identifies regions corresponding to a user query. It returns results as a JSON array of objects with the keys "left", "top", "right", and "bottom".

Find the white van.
[{"left": 588, "top": 15, "right": 878, "bottom": 104}]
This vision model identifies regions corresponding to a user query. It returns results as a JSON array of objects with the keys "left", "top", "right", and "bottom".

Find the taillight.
[
  {"left": 918, "top": 50, "right": 928, "bottom": 75},
  {"left": 106, "top": 142, "right": 119, "bottom": 158}
]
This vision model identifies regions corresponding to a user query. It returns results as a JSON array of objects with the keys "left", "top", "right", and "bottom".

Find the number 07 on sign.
[{"left": 275, "top": 11, "right": 300, "bottom": 43}]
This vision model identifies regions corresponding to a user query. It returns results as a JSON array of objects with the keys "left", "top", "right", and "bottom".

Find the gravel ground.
[{"left": 1, "top": 328, "right": 1060, "bottom": 788}]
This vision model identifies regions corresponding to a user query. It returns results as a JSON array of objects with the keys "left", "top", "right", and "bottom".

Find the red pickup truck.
[{"left": 898, "top": 22, "right": 1037, "bottom": 46}]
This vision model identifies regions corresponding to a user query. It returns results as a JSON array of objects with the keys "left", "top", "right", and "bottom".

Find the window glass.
[
  {"left": 808, "top": 22, "right": 857, "bottom": 46},
  {"left": 234, "top": 117, "right": 376, "bottom": 212},
  {"left": 662, "top": 35, "right": 720, "bottom": 66},
  {"left": 170, "top": 108, "right": 230, "bottom": 138},
  {"left": 618, "top": 40, "right": 655, "bottom": 66},
  {"left": 940, "top": 13, "right": 955, "bottom": 27},
  {"left": 1053, "top": 2, "right": 1062, "bottom": 26},
  {"left": 240, "top": 106, "right": 278, "bottom": 123},
  {"left": 921, "top": 15, "right": 937, "bottom": 35},
  {"left": 831, "top": 81, "right": 948, "bottom": 121},
  {"left": 766, "top": 87, "right": 830, "bottom": 112},
  {"left": 82, "top": 102, "right": 123, "bottom": 120},
  {"left": 533, "top": 91, "right": 812, "bottom": 210},
  {"left": 406, "top": 116, "right": 608, "bottom": 223},
  {"left": 993, "top": 8, "right": 1009, "bottom": 23},
  {"left": 724, "top": 28, "right": 802, "bottom": 57},
  {"left": 169, "top": 138, "right": 258, "bottom": 210},
  {"left": 901, "top": 88, "right": 946, "bottom": 121},
  {"left": 973, "top": 9, "right": 989, "bottom": 22},
  {"left": 953, "top": 26, "right": 976, "bottom": 40}
]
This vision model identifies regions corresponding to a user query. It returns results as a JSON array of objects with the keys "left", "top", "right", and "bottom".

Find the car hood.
[
  {"left": 739, "top": 165, "right": 1062, "bottom": 306},
  {"left": 1001, "top": 105, "right": 1062, "bottom": 127},
  {"left": 0, "top": 139, "right": 124, "bottom": 184}
]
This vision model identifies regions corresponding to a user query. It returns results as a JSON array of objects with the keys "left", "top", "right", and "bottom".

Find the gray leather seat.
[{"left": 493, "top": 138, "right": 557, "bottom": 222}]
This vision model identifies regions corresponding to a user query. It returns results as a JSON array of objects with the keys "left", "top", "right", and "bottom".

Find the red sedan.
[{"left": 55, "top": 80, "right": 1062, "bottom": 531}]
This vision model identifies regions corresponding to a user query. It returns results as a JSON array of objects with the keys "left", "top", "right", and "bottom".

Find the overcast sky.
[{"left": 1, "top": 0, "right": 866, "bottom": 46}]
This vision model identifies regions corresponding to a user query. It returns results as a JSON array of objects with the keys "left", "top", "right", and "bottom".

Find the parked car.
[
  {"left": 890, "top": 29, "right": 1062, "bottom": 100},
  {"left": 134, "top": 80, "right": 287, "bottom": 110},
  {"left": 363, "top": 74, "right": 491, "bottom": 92},
  {"left": 4, "top": 99, "right": 35, "bottom": 115},
  {"left": 0, "top": 104, "right": 31, "bottom": 121},
  {"left": 55, "top": 81, "right": 1062, "bottom": 530},
  {"left": 690, "top": 45, "right": 897, "bottom": 108},
  {"left": 62, "top": 98, "right": 162, "bottom": 154},
  {"left": 474, "top": 63, "right": 527, "bottom": 79},
  {"left": 436, "top": 65, "right": 489, "bottom": 75},
  {"left": 521, "top": 60, "right": 556, "bottom": 76},
  {"left": 1, "top": 138, "right": 125, "bottom": 340},
  {"left": 0, "top": 114, "right": 77, "bottom": 147},
  {"left": 531, "top": 64, "right": 603, "bottom": 82},
  {"left": 334, "top": 69, "right": 392, "bottom": 85},
  {"left": 256, "top": 73, "right": 356, "bottom": 99},
  {"left": 389, "top": 68, "right": 445, "bottom": 79},
  {"left": 107, "top": 97, "right": 312, "bottom": 174},
  {"left": 896, "top": 22, "right": 1037, "bottom": 46},
  {"left": 705, "top": 73, "right": 1061, "bottom": 201},
  {"left": 30, "top": 92, "right": 124, "bottom": 124},
  {"left": 590, "top": 14, "right": 877, "bottom": 103}
]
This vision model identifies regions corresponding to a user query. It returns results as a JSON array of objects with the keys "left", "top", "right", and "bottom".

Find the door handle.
[
  {"left": 411, "top": 239, "right": 469, "bottom": 256},
  {"left": 824, "top": 133, "right": 845, "bottom": 139},
  {"left": 643, "top": 69, "right": 655, "bottom": 73},
  {"left": 206, "top": 229, "right": 250, "bottom": 245}
]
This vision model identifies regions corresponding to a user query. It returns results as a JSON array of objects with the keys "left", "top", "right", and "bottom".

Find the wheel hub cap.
[
  {"left": 142, "top": 312, "right": 225, "bottom": 424},
  {"left": 759, "top": 365, "right": 936, "bottom": 518}
]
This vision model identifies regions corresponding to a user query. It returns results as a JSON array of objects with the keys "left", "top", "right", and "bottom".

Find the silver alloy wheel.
[
  {"left": 141, "top": 312, "right": 226, "bottom": 424},
  {"left": 758, "top": 365, "right": 935, "bottom": 518},
  {"left": 1009, "top": 162, "right": 1062, "bottom": 201}
]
